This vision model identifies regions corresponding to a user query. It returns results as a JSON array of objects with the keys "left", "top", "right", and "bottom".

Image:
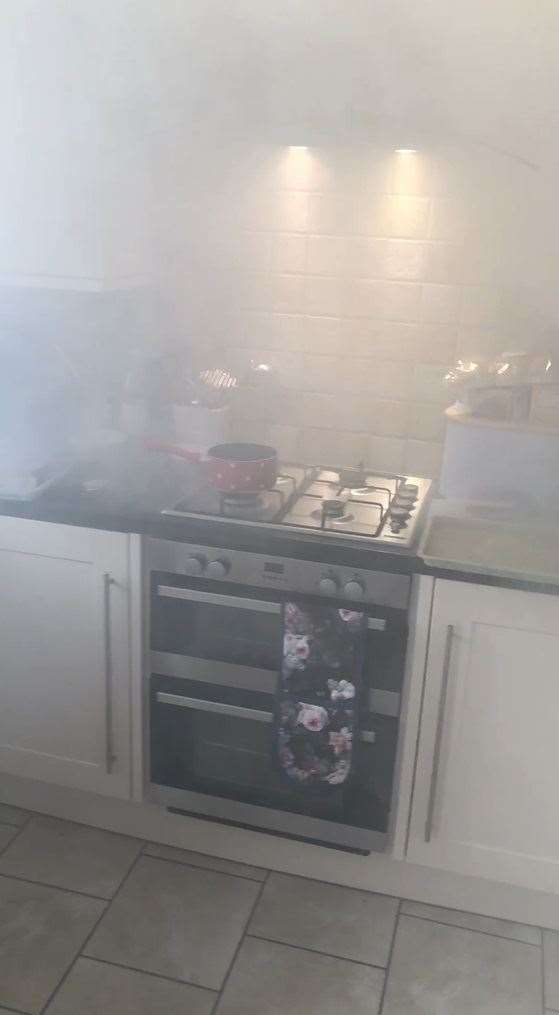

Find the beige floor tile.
[
  {"left": 216, "top": 937, "right": 384, "bottom": 1015},
  {"left": 85, "top": 856, "right": 260, "bottom": 990},
  {"left": 249, "top": 872, "right": 398, "bottom": 966},
  {"left": 0, "top": 816, "right": 142, "bottom": 898},
  {"left": 383, "top": 915, "right": 541, "bottom": 1014},
  {"left": 0, "top": 874, "right": 105, "bottom": 1014},
  {"left": 45, "top": 957, "right": 215, "bottom": 1014},
  {"left": 401, "top": 900, "right": 541, "bottom": 945}
]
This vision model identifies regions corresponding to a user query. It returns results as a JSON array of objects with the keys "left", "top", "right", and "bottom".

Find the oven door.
[{"left": 149, "top": 577, "right": 406, "bottom": 853}]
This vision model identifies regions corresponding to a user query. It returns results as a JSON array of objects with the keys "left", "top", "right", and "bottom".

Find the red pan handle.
[{"left": 143, "top": 438, "right": 203, "bottom": 463}]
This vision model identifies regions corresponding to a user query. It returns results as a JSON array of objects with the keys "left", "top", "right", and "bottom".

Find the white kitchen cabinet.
[
  {"left": 0, "top": 518, "right": 132, "bottom": 799},
  {"left": 407, "top": 578, "right": 559, "bottom": 893}
]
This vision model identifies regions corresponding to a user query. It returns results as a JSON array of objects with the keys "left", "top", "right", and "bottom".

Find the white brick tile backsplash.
[
  {"left": 381, "top": 240, "right": 426, "bottom": 281},
  {"left": 162, "top": 144, "right": 514, "bottom": 472},
  {"left": 307, "top": 235, "right": 349, "bottom": 275},
  {"left": 367, "top": 436, "right": 406, "bottom": 473},
  {"left": 238, "top": 232, "right": 273, "bottom": 270},
  {"left": 345, "top": 279, "right": 421, "bottom": 321},
  {"left": 271, "top": 234, "right": 307, "bottom": 274},
  {"left": 269, "top": 273, "right": 304, "bottom": 313},
  {"left": 346, "top": 237, "right": 384, "bottom": 277},
  {"left": 413, "top": 363, "right": 451, "bottom": 404},
  {"left": 238, "top": 272, "right": 271, "bottom": 310},
  {"left": 413, "top": 324, "right": 458, "bottom": 364},
  {"left": 301, "top": 355, "right": 340, "bottom": 391},
  {"left": 300, "top": 427, "right": 370, "bottom": 468},
  {"left": 267, "top": 423, "right": 302, "bottom": 460},
  {"left": 407, "top": 402, "right": 447, "bottom": 442},
  {"left": 305, "top": 275, "right": 345, "bottom": 316},
  {"left": 377, "top": 195, "right": 430, "bottom": 239},
  {"left": 429, "top": 197, "right": 467, "bottom": 241},
  {"left": 421, "top": 283, "right": 462, "bottom": 323},
  {"left": 423, "top": 242, "right": 463, "bottom": 285},
  {"left": 404, "top": 438, "right": 444, "bottom": 477},
  {"left": 461, "top": 285, "right": 502, "bottom": 326},
  {"left": 299, "top": 315, "right": 342, "bottom": 354},
  {"left": 307, "top": 193, "right": 355, "bottom": 235},
  {"left": 271, "top": 191, "right": 310, "bottom": 232}
]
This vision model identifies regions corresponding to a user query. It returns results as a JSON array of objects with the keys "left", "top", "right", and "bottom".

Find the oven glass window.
[{"left": 152, "top": 579, "right": 281, "bottom": 671}]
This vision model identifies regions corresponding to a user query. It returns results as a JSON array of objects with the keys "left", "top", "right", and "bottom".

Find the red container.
[{"left": 146, "top": 440, "right": 278, "bottom": 493}]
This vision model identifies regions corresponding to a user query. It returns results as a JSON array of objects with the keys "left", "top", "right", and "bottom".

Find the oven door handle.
[
  {"left": 154, "top": 691, "right": 376, "bottom": 742},
  {"left": 155, "top": 585, "right": 386, "bottom": 630}
]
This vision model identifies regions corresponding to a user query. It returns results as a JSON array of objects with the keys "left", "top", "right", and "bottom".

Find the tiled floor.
[{"left": 0, "top": 807, "right": 551, "bottom": 1014}]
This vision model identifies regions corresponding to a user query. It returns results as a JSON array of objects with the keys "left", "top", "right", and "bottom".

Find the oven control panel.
[{"left": 147, "top": 538, "right": 410, "bottom": 610}]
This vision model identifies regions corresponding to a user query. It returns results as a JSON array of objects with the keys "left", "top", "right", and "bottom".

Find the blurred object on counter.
[
  {"left": 527, "top": 356, "right": 559, "bottom": 426},
  {"left": 170, "top": 360, "right": 236, "bottom": 450},
  {"left": 0, "top": 335, "right": 78, "bottom": 499},
  {"left": 440, "top": 404, "right": 559, "bottom": 507},
  {"left": 445, "top": 350, "right": 557, "bottom": 423},
  {"left": 172, "top": 403, "right": 231, "bottom": 450},
  {"left": 71, "top": 428, "right": 129, "bottom": 493},
  {"left": 120, "top": 353, "right": 175, "bottom": 438}
]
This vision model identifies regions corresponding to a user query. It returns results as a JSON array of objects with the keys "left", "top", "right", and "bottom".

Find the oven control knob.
[
  {"left": 183, "top": 555, "right": 206, "bottom": 576},
  {"left": 343, "top": 579, "right": 365, "bottom": 600},
  {"left": 317, "top": 575, "right": 339, "bottom": 595},
  {"left": 206, "top": 558, "right": 231, "bottom": 579}
]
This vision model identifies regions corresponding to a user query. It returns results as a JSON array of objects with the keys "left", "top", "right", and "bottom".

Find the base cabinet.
[
  {"left": 407, "top": 578, "right": 559, "bottom": 893},
  {"left": 0, "top": 518, "right": 132, "bottom": 799}
]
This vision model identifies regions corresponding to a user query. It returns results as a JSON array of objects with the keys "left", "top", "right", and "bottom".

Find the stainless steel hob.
[{"left": 163, "top": 464, "right": 431, "bottom": 549}]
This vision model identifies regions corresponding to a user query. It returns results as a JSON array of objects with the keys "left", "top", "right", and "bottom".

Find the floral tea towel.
[{"left": 274, "top": 601, "right": 366, "bottom": 789}]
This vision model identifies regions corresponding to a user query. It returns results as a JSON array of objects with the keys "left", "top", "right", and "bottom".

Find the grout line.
[
  {"left": 38, "top": 846, "right": 145, "bottom": 1015},
  {"left": 261, "top": 868, "right": 401, "bottom": 905},
  {"left": 0, "top": 819, "right": 29, "bottom": 830},
  {"left": 378, "top": 899, "right": 402, "bottom": 1014},
  {"left": 72, "top": 954, "right": 218, "bottom": 996},
  {"left": 542, "top": 928, "right": 548, "bottom": 1014},
  {"left": 246, "top": 933, "right": 388, "bottom": 972},
  {"left": 0, "top": 813, "right": 33, "bottom": 860},
  {"left": 0, "top": 870, "right": 121, "bottom": 904},
  {"left": 210, "top": 870, "right": 271, "bottom": 1015},
  {"left": 400, "top": 912, "right": 542, "bottom": 948},
  {"left": 140, "top": 846, "right": 268, "bottom": 883}
]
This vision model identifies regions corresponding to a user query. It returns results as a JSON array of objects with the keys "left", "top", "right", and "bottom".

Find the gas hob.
[{"left": 163, "top": 464, "right": 431, "bottom": 549}]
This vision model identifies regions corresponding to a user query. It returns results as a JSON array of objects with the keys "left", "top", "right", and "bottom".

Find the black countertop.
[{"left": 1, "top": 456, "right": 558, "bottom": 595}]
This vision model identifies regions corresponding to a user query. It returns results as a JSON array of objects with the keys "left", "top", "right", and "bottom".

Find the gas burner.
[
  {"left": 222, "top": 491, "right": 265, "bottom": 517},
  {"left": 311, "top": 503, "right": 355, "bottom": 525},
  {"left": 322, "top": 498, "right": 348, "bottom": 518}
]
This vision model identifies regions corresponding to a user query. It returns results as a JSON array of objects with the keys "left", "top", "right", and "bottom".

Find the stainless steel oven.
[{"left": 146, "top": 537, "right": 410, "bottom": 853}]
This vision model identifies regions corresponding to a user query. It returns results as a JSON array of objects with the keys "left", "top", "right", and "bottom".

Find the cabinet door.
[
  {"left": 0, "top": 518, "right": 131, "bottom": 799},
  {"left": 407, "top": 578, "right": 559, "bottom": 892}
]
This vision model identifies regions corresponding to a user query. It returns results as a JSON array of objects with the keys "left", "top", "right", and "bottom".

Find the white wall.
[{"left": 1, "top": 1, "right": 559, "bottom": 473}]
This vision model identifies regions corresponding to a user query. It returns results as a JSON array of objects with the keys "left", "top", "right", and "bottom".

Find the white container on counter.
[
  {"left": 440, "top": 406, "right": 559, "bottom": 507},
  {"left": 172, "top": 403, "right": 231, "bottom": 450}
]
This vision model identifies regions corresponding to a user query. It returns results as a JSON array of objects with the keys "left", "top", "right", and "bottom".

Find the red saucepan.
[{"left": 145, "top": 439, "right": 278, "bottom": 493}]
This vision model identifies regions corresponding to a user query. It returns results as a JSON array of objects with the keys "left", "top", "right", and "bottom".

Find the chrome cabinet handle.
[
  {"left": 156, "top": 585, "right": 386, "bottom": 629},
  {"left": 155, "top": 691, "right": 376, "bottom": 742},
  {"left": 103, "top": 573, "right": 117, "bottom": 774},
  {"left": 424, "top": 624, "right": 454, "bottom": 843}
]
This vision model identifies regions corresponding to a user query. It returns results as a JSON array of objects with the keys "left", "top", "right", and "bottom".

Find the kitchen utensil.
[
  {"left": 145, "top": 439, "right": 278, "bottom": 493},
  {"left": 196, "top": 367, "right": 239, "bottom": 408}
]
